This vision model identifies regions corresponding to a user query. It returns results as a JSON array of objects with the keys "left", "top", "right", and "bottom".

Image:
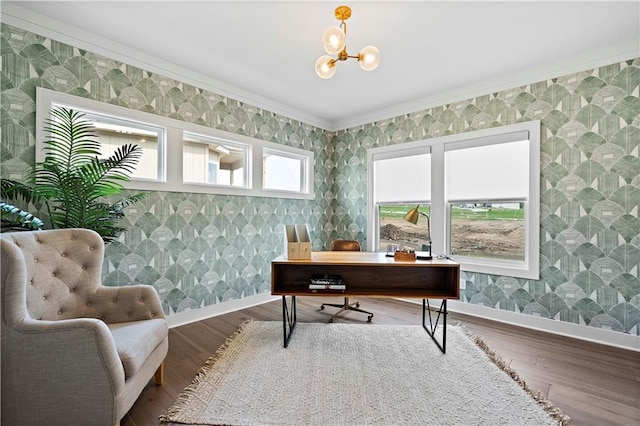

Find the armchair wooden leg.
[{"left": 153, "top": 362, "right": 164, "bottom": 385}]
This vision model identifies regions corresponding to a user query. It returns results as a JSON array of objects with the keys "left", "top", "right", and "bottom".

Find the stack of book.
[{"left": 308, "top": 274, "right": 346, "bottom": 293}]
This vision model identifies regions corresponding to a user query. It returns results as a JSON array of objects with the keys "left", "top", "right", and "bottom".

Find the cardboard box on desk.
[{"left": 284, "top": 224, "right": 311, "bottom": 259}]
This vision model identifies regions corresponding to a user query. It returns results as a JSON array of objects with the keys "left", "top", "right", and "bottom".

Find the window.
[
  {"left": 378, "top": 203, "right": 431, "bottom": 252},
  {"left": 36, "top": 89, "right": 167, "bottom": 184},
  {"left": 368, "top": 121, "right": 540, "bottom": 279},
  {"left": 77, "top": 111, "right": 164, "bottom": 181},
  {"left": 263, "top": 149, "right": 307, "bottom": 193},
  {"left": 445, "top": 138, "right": 529, "bottom": 263},
  {"left": 371, "top": 147, "right": 432, "bottom": 252},
  {"left": 449, "top": 202, "right": 525, "bottom": 261},
  {"left": 36, "top": 88, "right": 314, "bottom": 199},
  {"left": 37, "top": 104, "right": 166, "bottom": 182},
  {"left": 183, "top": 132, "right": 248, "bottom": 188}
]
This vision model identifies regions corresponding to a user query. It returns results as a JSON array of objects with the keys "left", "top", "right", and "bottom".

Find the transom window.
[
  {"left": 263, "top": 149, "right": 308, "bottom": 193},
  {"left": 36, "top": 88, "right": 314, "bottom": 200},
  {"left": 75, "top": 110, "right": 164, "bottom": 181},
  {"left": 183, "top": 132, "right": 248, "bottom": 187}
]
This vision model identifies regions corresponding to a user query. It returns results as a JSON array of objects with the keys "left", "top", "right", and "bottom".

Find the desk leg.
[
  {"left": 422, "top": 299, "right": 447, "bottom": 354},
  {"left": 281, "top": 295, "right": 297, "bottom": 348}
]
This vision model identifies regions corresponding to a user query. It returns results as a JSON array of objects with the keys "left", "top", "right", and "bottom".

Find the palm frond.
[
  {"left": 113, "top": 193, "right": 147, "bottom": 211},
  {"left": 73, "top": 144, "right": 143, "bottom": 202},
  {"left": 42, "top": 107, "right": 100, "bottom": 169},
  {"left": 0, "top": 200, "right": 44, "bottom": 231},
  {"left": 0, "top": 179, "right": 38, "bottom": 204}
]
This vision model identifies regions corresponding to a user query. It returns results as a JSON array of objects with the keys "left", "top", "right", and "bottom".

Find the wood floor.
[{"left": 122, "top": 297, "right": 640, "bottom": 426}]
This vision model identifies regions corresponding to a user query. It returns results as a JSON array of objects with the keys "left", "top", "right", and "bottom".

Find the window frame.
[
  {"left": 36, "top": 93, "right": 168, "bottom": 183},
  {"left": 182, "top": 130, "right": 250, "bottom": 188},
  {"left": 262, "top": 148, "right": 310, "bottom": 194},
  {"left": 66, "top": 107, "right": 166, "bottom": 182},
  {"left": 36, "top": 87, "right": 314, "bottom": 200},
  {"left": 367, "top": 121, "right": 540, "bottom": 279}
]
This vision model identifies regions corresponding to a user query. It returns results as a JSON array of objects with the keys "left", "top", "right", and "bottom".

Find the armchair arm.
[
  {"left": 2, "top": 317, "right": 125, "bottom": 425},
  {"left": 88, "top": 285, "right": 166, "bottom": 324}
]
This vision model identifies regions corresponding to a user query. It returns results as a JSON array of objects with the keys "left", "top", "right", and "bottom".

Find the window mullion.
[
  {"left": 166, "top": 127, "right": 182, "bottom": 185},
  {"left": 253, "top": 146, "right": 263, "bottom": 191},
  {"left": 430, "top": 144, "right": 446, "bottom": 257}
]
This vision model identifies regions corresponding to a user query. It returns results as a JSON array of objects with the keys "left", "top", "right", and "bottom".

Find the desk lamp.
[{"left": 403, "top": 205, "right": 431, "bottom": 257}]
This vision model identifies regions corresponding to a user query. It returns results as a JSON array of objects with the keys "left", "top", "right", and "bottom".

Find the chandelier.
[{"left": 315, "top": 5, "right": 380, "bottom": 79}]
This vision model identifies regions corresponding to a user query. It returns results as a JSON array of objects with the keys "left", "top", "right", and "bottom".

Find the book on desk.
[{"left": 309, "top": 274, "right": 346, "bottom": 293}]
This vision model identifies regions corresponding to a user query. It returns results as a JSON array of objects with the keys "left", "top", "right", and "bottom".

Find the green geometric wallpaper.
[
  {"left": 332, "top": 60, "right": 640, "bottom": 335},
  {"left": 0, "top": 23, "right": 336, "bottom": 314},
  {"left": 1, "top": 22, "right": 639, "bottom": 336},
  {"left": 102, "top": 193, "right": 324, "bottom": 312}
]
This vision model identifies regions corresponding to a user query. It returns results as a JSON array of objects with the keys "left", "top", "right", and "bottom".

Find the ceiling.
[{"left": 4, "top": 1, "right": 639, "bottom": 131}]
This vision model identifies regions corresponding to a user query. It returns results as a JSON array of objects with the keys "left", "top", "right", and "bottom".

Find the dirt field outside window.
[{"left": 380, "top": 217, "right": 525, "bottom": 261}]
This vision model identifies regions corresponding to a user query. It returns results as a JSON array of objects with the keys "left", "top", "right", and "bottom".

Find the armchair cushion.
[{"left": 109, "top": 318, "right": 168, "bottom": 379}]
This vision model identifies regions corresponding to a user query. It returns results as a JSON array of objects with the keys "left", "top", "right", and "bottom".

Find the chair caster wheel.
[
  {"left": 355, "top": 302, "right": 360, "bottom": 308},
  {"left": 320, "top": 305, "right": 325, "bottom": 310},
  {"left": 328, "top": 318, "right": 334, "bottom": 323},
  {"left": 367, "top": 315, "right": 373, "bottom": 322}
]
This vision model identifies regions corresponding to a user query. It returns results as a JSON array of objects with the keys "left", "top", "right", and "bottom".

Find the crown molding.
[
  {"left": 1, "top": 3, "right": 334, "bottom": 131},
  {"left": 331, "top": 37, "right": 639, "bottom": 131},
  {"left": 2, "top": 3, "right": 638, "bottom": 133}
]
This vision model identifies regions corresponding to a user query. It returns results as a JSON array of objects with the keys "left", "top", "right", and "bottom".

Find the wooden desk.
[{"left": 271, "top": 252, "right": 460, "bottom": 352}]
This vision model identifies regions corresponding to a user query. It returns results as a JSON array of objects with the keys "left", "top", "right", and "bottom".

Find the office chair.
[{"left": 320, "top": 240, "right": 374, "bottom": 323}]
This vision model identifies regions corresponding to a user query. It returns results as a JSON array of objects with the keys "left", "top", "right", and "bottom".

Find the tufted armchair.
[{"left": 1, "top": 228, "right": 168, "bottom": 426}]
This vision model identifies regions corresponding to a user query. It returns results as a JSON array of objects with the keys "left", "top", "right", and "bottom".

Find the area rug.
[{"left": 160, "top": 321, "right": 569, "bottom": 425}]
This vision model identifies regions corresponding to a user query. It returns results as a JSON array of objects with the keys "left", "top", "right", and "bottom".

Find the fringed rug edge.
[
  {"left": 159, "top": 319, "right": 254, "bottom": 424},
  {"left": 458, "top": 324, "right": 572, "bottom": 426}
]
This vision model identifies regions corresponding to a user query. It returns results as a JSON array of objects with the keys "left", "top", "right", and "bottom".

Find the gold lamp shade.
[{"left": 403, "top": 205, "right": 421, "bottom": 225}]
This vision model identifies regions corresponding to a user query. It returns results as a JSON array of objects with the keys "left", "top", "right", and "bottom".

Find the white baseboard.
[
  {"left": 401, "top": 299, "right": 639, "bottom": 352},
  {"left": 167, "top": 295, "right": 639, "bottom": 352},
  {"left": 166, "top": 293, "right": 279, "bottom": 329}
]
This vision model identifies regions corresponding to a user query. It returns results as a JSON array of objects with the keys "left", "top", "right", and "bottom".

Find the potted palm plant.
[{"left": 1, "top": 106, "right": 145, "bottom": 243}]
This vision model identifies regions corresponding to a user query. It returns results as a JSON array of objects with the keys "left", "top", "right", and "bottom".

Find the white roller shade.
[
  {"left": 445, "top": 139, "right": 529, "bottom": 201},
  {"left": 373, "top": 153, "right": 430, "bottom": 202}
]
